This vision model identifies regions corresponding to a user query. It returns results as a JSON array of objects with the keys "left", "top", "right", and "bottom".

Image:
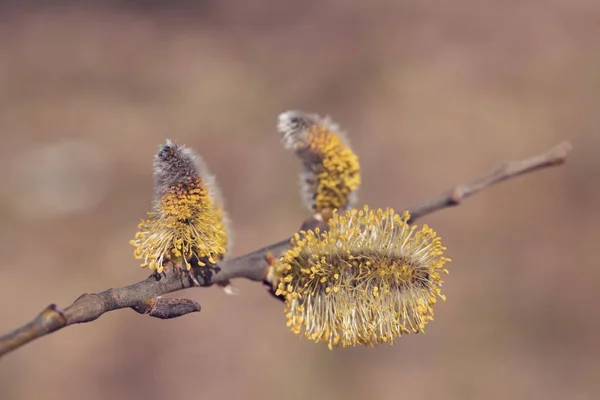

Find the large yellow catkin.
[
  {"left": 130, "top": 140, "right": 230, "bottom": 274},
  {"left": 271, "top": 206, "right": 450, "bottom": 349},
  {"left": 277, "top": 111, "right": 361, "bottom": 213}
]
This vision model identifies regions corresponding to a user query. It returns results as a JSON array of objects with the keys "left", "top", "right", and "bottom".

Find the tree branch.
[{"left": 0, "top": 141, "right": 572, "bottom": 359}]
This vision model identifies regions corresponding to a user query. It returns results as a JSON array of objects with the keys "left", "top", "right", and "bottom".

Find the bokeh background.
[{"left": 1, "top": 1, "right": 599, "bottom": 399}]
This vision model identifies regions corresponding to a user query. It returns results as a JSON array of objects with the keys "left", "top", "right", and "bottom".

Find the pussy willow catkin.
[
  {"left": 130, "top": 140, "right": 230, "bottom": 273},
  {"left": 271, "top": 206, "right": 450, "bottom": 349},
  {"left": 277, "top": 110, "right": 361, "bottom": 213}
]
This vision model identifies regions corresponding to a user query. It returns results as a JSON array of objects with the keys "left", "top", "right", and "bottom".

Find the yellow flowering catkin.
[
  {"left": 277, "top": 110, "right": 361, "bottom": 213},
  {"left": 271, "top": 206, "right": 450, "bottom": 349},
  {"left": 130, "top": 140, "right": 230, "bottom": 274}
]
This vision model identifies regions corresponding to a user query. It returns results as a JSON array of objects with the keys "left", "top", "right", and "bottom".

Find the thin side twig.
[
  {"left": 407, "top": 141, "right": 572, "bottom": 222},
  {"left": 0, "top": 141, "right": 572, "bottom": 359}
]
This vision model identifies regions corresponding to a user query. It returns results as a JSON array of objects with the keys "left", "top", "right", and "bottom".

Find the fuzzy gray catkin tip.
[{"left": 277, "top": 110, "right": 348, "bottom": 151}]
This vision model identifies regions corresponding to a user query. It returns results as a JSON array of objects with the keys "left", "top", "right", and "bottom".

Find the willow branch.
[{"left": 0, "top": 141, "right": 572, "bottom": 359}]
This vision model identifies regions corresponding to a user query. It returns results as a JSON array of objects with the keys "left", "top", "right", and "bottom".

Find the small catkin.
[
  {"left": 271, "top": 206, "right": 450, "bottom": 349},
  {"left": 130, "top": 140, "right": 231, "bottom": 275},
  {"left": 277, "top": 110, "right": 361, "bottom": 214}
]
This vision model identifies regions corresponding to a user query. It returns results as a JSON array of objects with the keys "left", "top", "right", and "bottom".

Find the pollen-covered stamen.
[
  {"left": 277, "top": 110, "right": 361, "bottom": 213},
  {"left": 271, "top": 206, "right": 450, "bottom": 349}
]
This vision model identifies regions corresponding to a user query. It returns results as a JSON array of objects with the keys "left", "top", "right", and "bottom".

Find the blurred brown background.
[{"left": 0, "top": 1, "right": 599, "bottom": 400}]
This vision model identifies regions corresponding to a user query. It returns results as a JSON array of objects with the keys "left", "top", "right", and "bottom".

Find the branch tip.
[{"left": 550, "top": 141, "right": 573, "bottom": 163}]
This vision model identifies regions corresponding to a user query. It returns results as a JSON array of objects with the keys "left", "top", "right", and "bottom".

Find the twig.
[
  {"left": 0, "top": 141, "right": 572, "bottom": 359},
  {"left": 406, "top": 141, "right": 572, "bottom": 222}
]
